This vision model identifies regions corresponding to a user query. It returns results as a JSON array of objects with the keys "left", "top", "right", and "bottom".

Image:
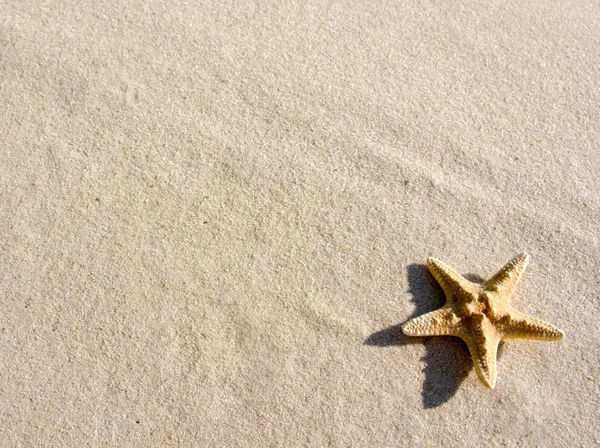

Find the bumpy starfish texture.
[{"left": 402, "top": 254, "right": 564, "bottom": 389}]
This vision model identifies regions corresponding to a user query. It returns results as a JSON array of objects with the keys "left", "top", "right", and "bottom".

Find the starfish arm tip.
[
  {"left": 401, "top": 320, "right": 418, "bottom": 336},
  {"left": 506, "top": 252, "right": 531, "bottom": 271},
  {"left": 517, "top": 252, "right": 531, "bottom": 266},
  {"left": 475, "top": 363, "right": 498, "bottom": 389},
  {"left": 485, "top": 378, "right": 497, "bottom": 389},
  {"left": 470, "top": 358, "right": 498, "bottom": 389},
  {"left": 553, "top": 328, "right": 565, "bottom": 340}
]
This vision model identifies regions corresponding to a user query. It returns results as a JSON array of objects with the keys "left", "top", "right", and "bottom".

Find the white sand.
[{"left": 1, "top": 0, "right": 599, "bottom": 446}]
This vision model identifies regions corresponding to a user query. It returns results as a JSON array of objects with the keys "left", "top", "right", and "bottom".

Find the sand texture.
[{"left": 1, "top": 1, "right": 599, "bottom": 446}]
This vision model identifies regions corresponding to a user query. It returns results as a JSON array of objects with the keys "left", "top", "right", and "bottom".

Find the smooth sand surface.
[{"left": 1, "top": 1, "right": 599, "bottom": 446}]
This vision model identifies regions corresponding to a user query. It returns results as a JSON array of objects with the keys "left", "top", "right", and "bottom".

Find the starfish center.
[{"left": 456, "top": 290, "right": 503, "bottom": 320}]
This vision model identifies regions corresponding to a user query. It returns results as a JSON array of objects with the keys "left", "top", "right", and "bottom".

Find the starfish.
[{"left": 402, "top": 254, "right": 564, "bottom": 389}]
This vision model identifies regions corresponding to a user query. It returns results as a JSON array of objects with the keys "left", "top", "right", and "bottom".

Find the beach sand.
[{"left": 1, "top": 0, "right": 599, "bottom": 446}]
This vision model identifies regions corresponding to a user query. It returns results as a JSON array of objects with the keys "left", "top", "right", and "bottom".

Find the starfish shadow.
[{"left": 364, "top": 264, "right": 504, "bottom": 408}]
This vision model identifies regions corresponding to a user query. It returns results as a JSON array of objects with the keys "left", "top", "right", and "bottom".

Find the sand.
[{"left": 1, "top": 0, "right": 599, "bottom": 446}]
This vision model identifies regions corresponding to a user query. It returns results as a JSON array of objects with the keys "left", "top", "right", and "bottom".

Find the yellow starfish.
[{"left": 402, "top": 254, "right": 564, "bottom": 389}]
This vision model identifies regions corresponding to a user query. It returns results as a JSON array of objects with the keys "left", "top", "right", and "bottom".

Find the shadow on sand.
[{"left": 364, "top": 264, "right": 502, "bottom": 408}]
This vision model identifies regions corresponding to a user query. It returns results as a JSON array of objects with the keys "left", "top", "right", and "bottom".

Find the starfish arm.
[
  {"left": 402, "top": 308, "right": 461, "bottom": 337},
  {"left": 461, "top": 318, "right": 502, "bottom": 389},
  {"left": 427, "top": 257, "right": 478, "bottom": 301},
  {"left": 498, "top": 310, "right": 565, "bottom": 341},
  {"left": 483, "top": 253, "right": 530, "bottom": 297}
]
